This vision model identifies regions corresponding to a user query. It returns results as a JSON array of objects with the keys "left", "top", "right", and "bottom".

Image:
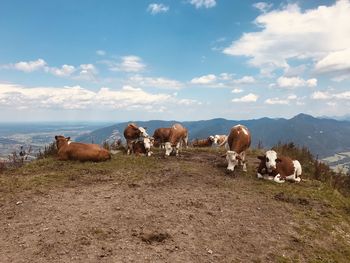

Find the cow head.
[
  {"left": 55, "top": 135, "right": 70, "bottom": 150},
  {"left": 213, "top": 135, "right": 220, "bottom": 144},
  {"left": 226, "top": 150, "right": 242, "bottom": 171},
  {"left": 164, "top": 142, "right": 173, "bottom": 156},
  {"left": 143, "top": 137, "right": 153, "bottom": 156},
  {"left": 208, "top": 135, "right": 215, "bottom": 142},
  {"left": 138, "top": 126, "right": 149, "bottom": 138},
  {"left": 264, "top": 150, "right": 281, "bottom": 172}
]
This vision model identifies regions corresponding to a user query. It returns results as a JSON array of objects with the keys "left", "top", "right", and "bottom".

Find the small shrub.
[{"left": 36, "top": 142, "right": 57, "bottom": 159}]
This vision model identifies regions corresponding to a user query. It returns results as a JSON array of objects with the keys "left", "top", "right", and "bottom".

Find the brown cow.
[
  {"left": 223, "top": 125, "right": 251, "bottom": 172},
  {"left": 153, "top": 128, "right": 172, "bottom": 149},
  {"left": 164, "top": 123, "right": 188, "bottom": 156},
  {"left": 192, "top": 136, "right": 215, "bottom": 147},
  {"left": 123, "top": 123, "right": 149, "bottom": 155},
  {"left": 257, "top": 150, "right": 302, "bottom": 183},
  {"left": 214, "top": 135, "right": 227, "bottom": 146},
  {"left": 132, "top": 137, "right": 153, "bottom": 156},
  {"left": 55, "top": 135, "right": 111, "bottom": 162}
]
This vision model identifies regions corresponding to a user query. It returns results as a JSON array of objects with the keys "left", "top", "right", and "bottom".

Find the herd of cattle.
[{"left": 54, "top": 123, "right": 302, "bottom": 184}]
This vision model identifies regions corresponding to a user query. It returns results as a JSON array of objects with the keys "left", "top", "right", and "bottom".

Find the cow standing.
[
  {"left": 164, "top": 123, "right": 188, "bottom": 156},
  {"left": 153, "top": 128, "right": 172, "bottom": 149},
  {"left": 123, "top": 123, "right": 149, "bottom": 155},
  {"left": 192, "top": 136, "right": 215, "bottom": 147},
  {"left": 223, "top": 125, "right": 251, "bottom": 172},
  {"left": 55, "top": 135, "right": 111, "bottom": 162},
  {"left": 257, "top": 150, "right": 302, "bottom": 183}
]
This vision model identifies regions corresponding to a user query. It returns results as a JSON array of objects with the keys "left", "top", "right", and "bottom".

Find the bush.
[{"left": 36, "top": 142, "right": 58, "bottom": 159}]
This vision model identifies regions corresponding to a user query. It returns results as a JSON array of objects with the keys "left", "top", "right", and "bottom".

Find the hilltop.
[
  {"left": 1, "top": 147, "right": 350, "bottom": 262},
  {"left": 76, "top": 114, "right": 350, "bottom": 158}
]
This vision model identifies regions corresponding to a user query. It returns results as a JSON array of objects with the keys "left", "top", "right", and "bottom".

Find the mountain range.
[{"left": 76, "top": 113, "right": 350, "bottom": 158}]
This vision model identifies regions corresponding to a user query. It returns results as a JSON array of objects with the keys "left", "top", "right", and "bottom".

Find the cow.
[
  {"left": 164, "top": 123, "right": 188, "bottom": 156},
  {"left": 55, "top": 135, "right": 111, "bottom": 162},
  {"left": 222, "top": 125, "right": 251, "bottom": 172},
  {"left": 192, "top": 136, "right": 215, "bottom": 147},
  {"left": 132, "top": 137, "right": 153, "bottom": 156},
  {"left": 123, "top": 123, "right": 149, "bottom": 155},
  {"left": 257, "top": 150, "right": 302, "bottom": 183},
  {"left": 153, "top": 128, "right": 172, "bottom": 149},
  {"left": 213, "top": 135, "right": 227, "bottom": 146}
]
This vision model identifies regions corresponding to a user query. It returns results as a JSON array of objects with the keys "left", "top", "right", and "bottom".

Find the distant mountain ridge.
[{"left": 76, "top": 114, "right": 350, "bottom": 158}]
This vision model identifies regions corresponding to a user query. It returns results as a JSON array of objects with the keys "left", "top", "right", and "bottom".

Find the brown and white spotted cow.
[
  {"left": 192, "top": 136, "right": 215, "bottom": 147},
  {"left": 213, "top": 135, "right": 227, "bottom": 146},
  {"left": 55, "top": 135, "right": 111, "bottom": 162},
  {"left": 222, "top": 125, "right": 251, "bottom": 172},
  {"left": 132, "top": 137, "right": 153, "bottom": 156},
  {"left": 257, "top": 150, "right": 302, "bottom": 183},
  {"left": 123, "top": 123, "right": 149, "bottom": 155},
  {"left": 153, "top": 128, "right": 172, "bottom": 149},
  {"left": 164, "top": 123, "right": 188, "bottom": 156}
]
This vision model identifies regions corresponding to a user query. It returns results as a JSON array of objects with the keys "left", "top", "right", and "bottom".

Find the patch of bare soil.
[{"left": 0, "top": 150, "right": 346, "bottom": 262}]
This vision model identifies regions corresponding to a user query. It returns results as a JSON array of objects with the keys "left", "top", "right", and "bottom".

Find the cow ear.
[
  {"left": 257, "top": 155, "right": 265, "bottom": 160},
  {"left": 236, "top": 155, "right": 242, "bottom": 161},
  {"left": 55, "top": 135, "right": 58, "bottom": 140},
  {"left": 276, "top": 158, "right": 282, "bottom": 163},
  {"left": 66, "top": 137, "right": 71, "bottom": 141}
]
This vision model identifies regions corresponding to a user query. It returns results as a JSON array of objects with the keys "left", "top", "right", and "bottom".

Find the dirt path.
[{"left": 0, "top": 150, "right": 345, "bottom": 262}]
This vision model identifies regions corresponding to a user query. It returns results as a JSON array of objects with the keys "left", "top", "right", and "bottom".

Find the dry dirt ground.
[{"left": 1, "top": 149, "right": 350, "bottom": 263}]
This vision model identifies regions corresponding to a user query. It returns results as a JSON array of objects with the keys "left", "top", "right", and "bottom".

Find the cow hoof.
[
  {"left": 257, "top": 173, "right": 263, "bottom": 179},
  {"left": 295, "top": 177, "right": 301, "bottom": 183}
]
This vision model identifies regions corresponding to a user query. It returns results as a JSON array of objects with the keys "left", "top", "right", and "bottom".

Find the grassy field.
[{"left": 1, "top": 147, "right": 350, "bottom": 262}]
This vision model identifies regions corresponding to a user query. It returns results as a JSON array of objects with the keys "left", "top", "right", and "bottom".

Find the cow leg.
[
  {"left": 175, "top": 142, "right": 180, "bottom": 156},
  {"left": 257, "top": 172, "right": 263, "bottom": 179},
  {"left": 240, "top": 152, "right": 247, "bottom": 172},
  {"left": 273, "top": 174, "right": 285, "bottom": 183},
  {"left": 127, "top": 140, "right": 132, "bottom": 155},
  {"left": 183, "top": 136, "right": 188, "bottom": 149}
]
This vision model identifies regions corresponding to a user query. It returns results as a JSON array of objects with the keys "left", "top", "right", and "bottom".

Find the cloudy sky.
[{"left": 1, "top": 0, "right": 350, "bottom": 122}]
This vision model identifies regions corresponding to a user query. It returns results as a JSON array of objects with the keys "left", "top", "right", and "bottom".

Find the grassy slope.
[{"left": 1, "top": 148, "right": 350, "bottom": 262}]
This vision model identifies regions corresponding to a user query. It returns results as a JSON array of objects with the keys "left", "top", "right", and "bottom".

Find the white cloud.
[
  {"left": 76, "top": 64, "right": 98, "bottom": 81},
  {"left": 45, "top": 64, "right": 76, "bottom": 77},
  {"left": 109, "top": 56, "right": 146, "bottom": 73},
  {"left": 311, "top": 90, "right": 350, "bottom": 101},
  {"left": 265, "top": 98, "right": 289, "bottom": 105},
  {"left": 232, "top": 93, "right": 258, "bottom": 103},
  {"left": 96, "top": 50, "right": 106, "bottom": 56},
  {"left": 276, "top": 76, "right": 317, "bottom": 89},
  {"left": 233, "top": 76, "right": 256, "bottom": 84},
  {"left": 315, "top": 48, "right": 350, "bottom": 81},
  {"left": 147, "top": 3, "right": 169, "bottom": 14},
  {"left": 191, "top": 74, "right": 217, "bottom": 84},
  {"left": 311, "top": 91, "right": 331, "bottom": 100},
  {"left": 253, "top": 2, "right": 273, "bottom": 13},
  {"left": 0, "top": 83, "right": 202, "bottom": 113},
  {"left": 223, "top": 1, "right": 350, "bottom": 76},
  {"left": 189, "top": 0, "right": 216, "bottom": 9},
  {"left": 190, "top": 73, "right": 255, "bottom": 87},
  {"left": 232, "top": 88, "right": 243, "bottom": 94},
  {"left": 6, "top": 59, "right": 47, "bottom": 72},
  {"left": 287, "top": 94, "right": 297, "bottom": 100},
  {"left": 129, "top": 75, "right": 183, "bottom": 90}
]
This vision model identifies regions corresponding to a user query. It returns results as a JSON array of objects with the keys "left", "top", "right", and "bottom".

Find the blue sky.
[{"left": 0, "top": 0, "right": 349, "bottom": 122}]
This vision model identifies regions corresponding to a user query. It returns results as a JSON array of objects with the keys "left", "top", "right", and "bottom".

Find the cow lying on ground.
[
  {"left": 214, "top": 135, "right": 227, "bottom": 146},
  {"left": 132, "top": 137, "right": 153, "bottom": 156},
  {"left": 153, "top": 128, "right": 171, "bottom": 149},
  {"left": 222, "top": 125, "right": 251, "bottom": 172},
  {"left": 164, "top": 123, "right": 188, "bottom": 156},
  {"left": 124, "top": 123, "right": 149, "bottom": 155},
  {"left": 55, "top": 135, "right": 111, "bottom": 162},
  {"left": 257, "top": 150, "right": 302, "bottom": 183},
  {"left": 192, "top": 136, "right": 215, "bottom": 147}
]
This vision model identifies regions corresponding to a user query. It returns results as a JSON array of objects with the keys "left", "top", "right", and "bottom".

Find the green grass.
[{"left": 0, "top": 152, "right": 161, "bottom": 195}]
